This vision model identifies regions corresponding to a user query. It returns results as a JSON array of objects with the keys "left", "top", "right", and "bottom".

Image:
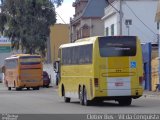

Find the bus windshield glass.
[
  {"left": 20, "top": 56, "right": 41, "bottom": 65},
  {"left": 19, "top": 56, "right": 41, "bottom": 69},
  {"left": 99, "top": 36, "right": 136, "bottom": 57}
]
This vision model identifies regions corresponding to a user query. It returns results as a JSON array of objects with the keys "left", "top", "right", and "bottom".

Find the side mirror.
[
  {"left": 0, "top": 67, "right": 2, "bottom": 73},
  {"left": 53, "top": 61, "right": 59, "bottom": 73},
  {"left": 1, "top": 66, "right": 5, "bottom": 73}
]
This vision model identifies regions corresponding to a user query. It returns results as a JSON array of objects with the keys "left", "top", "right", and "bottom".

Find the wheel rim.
[
  {"left": 79, "top": 87, "right": 83, "bottom": 105},
  {"left": 84, "top": 88, "right": 87, "bottom": 105}
]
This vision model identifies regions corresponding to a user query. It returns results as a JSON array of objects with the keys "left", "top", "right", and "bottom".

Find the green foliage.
[{"left": 0, "top": 0, "right": 63, "bottom": 57}]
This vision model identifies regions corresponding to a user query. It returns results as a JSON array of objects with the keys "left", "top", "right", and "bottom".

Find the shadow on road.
[{"left": 69, "top": 101, "right": 139, "bottom": 107}]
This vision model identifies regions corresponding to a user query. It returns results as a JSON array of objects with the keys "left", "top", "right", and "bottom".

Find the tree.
[{"left": 0, "top": 0, "right": 63, "bottom": 57}]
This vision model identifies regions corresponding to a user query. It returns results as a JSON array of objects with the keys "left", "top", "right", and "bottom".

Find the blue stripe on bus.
[
  {"left": 20, "top": 62, "right": 41, "bottom": 65},
  {"left": 20, "top": 68, "right": 41, "bottom": 70},
  {"left": 20, "top": 56, "right": 41, "bottom": 59}
]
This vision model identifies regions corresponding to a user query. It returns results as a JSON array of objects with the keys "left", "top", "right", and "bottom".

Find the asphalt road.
[{"left": 0, "top": 83, "right": 160, "bottom": 114}]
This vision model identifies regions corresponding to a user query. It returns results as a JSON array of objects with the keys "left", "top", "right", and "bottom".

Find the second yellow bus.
[{"left": 4, "top": 54, "right": 43, "bottom": 90}]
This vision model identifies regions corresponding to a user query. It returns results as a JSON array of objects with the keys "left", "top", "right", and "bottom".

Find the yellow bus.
[
  {"left": 54, "top": 36, "right": 144, "bottom": 106},
  {"left": 4, "top": 54, "right": 43, "bottom": 90}
]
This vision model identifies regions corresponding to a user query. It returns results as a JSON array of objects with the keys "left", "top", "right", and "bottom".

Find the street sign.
[
  {"left": 0, "top": 37, "right": 11, "bottom": 53},
  {"left": 0, "top": 46, "right": 11, "bottom": 53}
]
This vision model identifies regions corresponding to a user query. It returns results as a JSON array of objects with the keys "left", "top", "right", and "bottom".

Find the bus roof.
[
  {"left": 5, "top": 54, "right": 41, "bottom": 60},
  {"left": 59, "top": 36, "right": 139, "bottom": 49},
  {"left": 59, "top": 36, "right": 100, "bottom": 48}
]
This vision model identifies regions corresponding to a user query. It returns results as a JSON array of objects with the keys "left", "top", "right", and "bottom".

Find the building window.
[
  {"left": 125, "top": 19, "right": 132, "bottom": 25},
  {"left": 105, "top": 27, "right": 109, "bottom": 36},
  {"left": 111, "top": 24, "right": 114, "bottom": 36},
  {"left": 82, "top": 24, "right": 90, "bottom": 38}
]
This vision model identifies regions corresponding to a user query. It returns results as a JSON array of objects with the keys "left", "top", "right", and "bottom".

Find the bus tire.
[
  {"left": 36, "top": 87, "right": 39, "bottom": 90},
  {"left": 79, "top": 87, "right": 84, "bottom": 105},
  {"left": 33, "top": 87, "right": 36, "bottom": 90},
  {"left": 16, "top": 87, "right": 22, "bottom": 91},
  {"left": 26, "top": 87, "right": 30, "bottom": 90},
  {"left": 63, "top": 87, "right": 70, "bottom": 103},
  {"left": 8, "top": 87, "right": 11, "bottom": 91},
  {"left": 64, "top": 97, "right": 70, "bottom": 103},
  {"left": 33, "top": 87, "right": 39, "bottom": 90},
  {"left": 118, "top": 97, "right": 132, "bottom": 106},
  {"left": 83, "top": 87, "right": 91, "bottom": 106}
]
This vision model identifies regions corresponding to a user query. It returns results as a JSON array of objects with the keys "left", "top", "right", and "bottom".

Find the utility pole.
[
  {"left": 107, "top": 0, "right": 123, "bottom": 35},
  {"left": 158, "top": 33, "right": 160, "bottom": 89},
  {"left": 119, "top": 0, "right": 123, "bottom": 35}
]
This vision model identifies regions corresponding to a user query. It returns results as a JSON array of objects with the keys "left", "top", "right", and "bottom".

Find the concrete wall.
[{"left": 91, "top": 19, "right": 104, "bottom": 36}]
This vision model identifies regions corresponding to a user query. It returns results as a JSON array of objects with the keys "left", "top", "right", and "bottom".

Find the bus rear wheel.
[
  {"left": 64, "top": 97, "right": 70, "bottom": 103},
  {"left": 118, "top": 97, "right": 132, "bottom": 106},
  {"left": 26, "top": 87, "right": 30, "bottom": 90},
  {"left": 8, "top": 87, "right": 11, "bottom": 91},
  {"left": 83, "top": 87, "right": 91, "bottom": 106},
  {"left": 79, "top": 87, "right": 84, "bottom": 105},
  {"left": 33, "top": 87, "right": 39, "bottom": 90},
  {"left": 36, "top": 87, "right": 39, "bottom": 90},
  {"left": 16, "top": 87, "right": 22, "bottom": 91}
]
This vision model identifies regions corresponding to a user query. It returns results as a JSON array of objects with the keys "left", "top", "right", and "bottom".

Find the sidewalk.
[{"left": 143, "top": 90, "right": 160, "bottom": 98}]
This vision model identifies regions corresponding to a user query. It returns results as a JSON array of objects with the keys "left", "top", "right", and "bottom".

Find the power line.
[
  {"left": 41, "top": 6, "right": 67, "bottom": 24},
  {"left": 124, "top": 2, "right": 157, "bottom": 36},
  {"left": 106, "top": 0, "right": 120, "bottom": 13},
  {"left": 56, "top": 11, "right": 67, "bottom": 24}
]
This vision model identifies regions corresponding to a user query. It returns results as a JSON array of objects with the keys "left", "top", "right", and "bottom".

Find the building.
[
  {"left": 50, "top": 24, "right": 70, "bottom": 63},
  {"left": 154, "top": 0, "right": 160, "bottom": 91},
  {"left": 70, "top": 0, "right": 107, "bottom": 42},
  {"left": 0, "top": 37, "right": 12, "bottom": 67},
  {"left": 156, "top": 0, "right": 160, "bottom": 33},
  {"left": 0, "top": 37, "right": 12, "bottom": 82},
  {"left": 102, "top": 0, "right": 158, "bottom": 43}
]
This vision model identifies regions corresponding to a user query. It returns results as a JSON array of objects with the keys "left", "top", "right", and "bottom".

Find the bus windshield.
[
  {"left": 99, "top": 36, "right": 136, "bottom": 57},
  {"left": 19, "top": 56, "right": 41, "bottom": 69}
]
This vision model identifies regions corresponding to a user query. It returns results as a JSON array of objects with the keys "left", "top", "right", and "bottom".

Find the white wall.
[
  {"left": 103, "top": 0, "right": 158, "bottom": 43},
  {"left": 104, "top": 13, "right": 119, "bottom": 36},
  {"left": 122, "top": 0, "right": 158, "bottom": 43},
  {"left": 102, "top": 0, "right": 120, "bottom": 36}
]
